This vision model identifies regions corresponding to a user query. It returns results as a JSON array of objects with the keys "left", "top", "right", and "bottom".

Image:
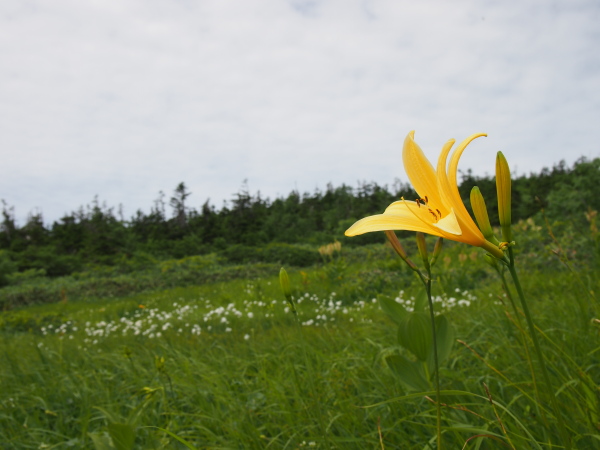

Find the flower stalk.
[
  {"left": 422, "top": 252, "right": 442, "bottom": 450},
  {"left": 387, "top": 231, "right": 443, "bottom": 448},
  {"left": 492, "top": 151, "right": 570, "bottom": 448}
]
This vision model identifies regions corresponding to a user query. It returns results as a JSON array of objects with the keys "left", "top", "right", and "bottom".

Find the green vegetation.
[
  {"left": 1, "top": 157, "right": 599, "bottom": 448},
  {"left": 1, "top": 157, "right": 598, "bottom": 285},
  {"left": 1, "top": 213, "right": 599, "bottom": 447}
]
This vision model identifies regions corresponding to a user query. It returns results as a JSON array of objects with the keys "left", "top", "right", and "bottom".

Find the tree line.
[{"left": 1, "top": 157, "right": 598, "bottom": 278}]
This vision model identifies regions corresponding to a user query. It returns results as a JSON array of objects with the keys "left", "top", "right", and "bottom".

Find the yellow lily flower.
[{"left": 345, "top": 131, "right": 504, "bottom": 259}]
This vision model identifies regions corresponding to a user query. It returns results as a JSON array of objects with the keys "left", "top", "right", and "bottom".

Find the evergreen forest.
[{"left": 1, "top": 157, "right": 598, "bottom": 283}]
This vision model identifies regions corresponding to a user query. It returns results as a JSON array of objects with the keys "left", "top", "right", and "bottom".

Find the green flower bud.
[
  {"left": 279, "top": 267, "right": 292, "bottom": 305},
  {"left": 470, "top": 186, "right": 499, "bottom": 245},
  {"left": 496, "top": 151, "right": 513, "bottom": 243},
  {"left": 384, "top": 230, "right": 419, "bottom": 271},
  {"left": 415, "top": 232, "right": 430, "bottom": 271},
  {"left": 484, "top": 253, "right": 499, "bottom": 270},
  {"left": 430, "top": 237, "right": 444, "bottom": 267}
]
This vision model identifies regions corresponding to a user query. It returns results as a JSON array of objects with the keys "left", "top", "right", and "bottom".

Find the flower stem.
[
  {"left": 506, "top": 248, "right": 571, "bottom": 449},
  {"left": 420, "top": 270, "right": 442, "bottom": 449}
]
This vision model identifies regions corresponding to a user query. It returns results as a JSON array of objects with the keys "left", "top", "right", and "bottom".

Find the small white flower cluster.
[
  {"left": 1, "top": 397, "right": 16, "bottom": 409},
  {"left": 79, "top": 301, "right": 202, "bottom": 343},
  {"left": 393, "top": 288, "right": 478, "bottom": 313},
  {"left": 35, "top": 286, "right": 381, "bottom": 348},
  {"left": 41, "top": 321, "right": 78, "bottom": 338},
  {"left": 299, "top": 292, "right": 375, "bottom": 326}
]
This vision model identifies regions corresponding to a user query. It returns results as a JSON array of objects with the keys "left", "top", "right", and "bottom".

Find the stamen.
[
  {"left": 415, "top": 198, "right": 421, "bottom": 208},
  {"left": 402, "top": 198, "right": 437, "bottom": 228},
  {"left": 400, "top": 195, "right": 450, "bottom": 237},
  {"left": 428, "top": 209, "right": 438, "bottom": 222}
]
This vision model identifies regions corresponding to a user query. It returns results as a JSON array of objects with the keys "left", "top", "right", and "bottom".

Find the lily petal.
[
  {"left": 447, "top": 134, "right": 487, "bottom": 222},
  {"left": 385, "top": 200, "right": 456, "bottom": 235},
  {"left": 433, "top": 209, "right": 462, "bottom": 235},
  {"left": 436, "top": 134, "right": 487, "bottom": 243},
  {"left": 345, "top": 202, "right": 445, "bottom": 237},
  {"left": 434, "top": 139, "right": 456, "bottom": 216},
  {"left": 402, "top": 131, "right": 444, "bottom": 208}
]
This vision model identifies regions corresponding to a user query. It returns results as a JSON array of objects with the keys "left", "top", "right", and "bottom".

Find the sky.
[{"left": 1, "top": 0, "right": 599, "bottom": 225}]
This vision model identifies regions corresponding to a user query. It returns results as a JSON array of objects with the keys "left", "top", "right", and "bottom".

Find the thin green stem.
[
  {"left": 506, "top": 248, "right": 571, "bottom": 449},
  {"left": 420, "top": 269, "right": 442, "bottom": 449}
]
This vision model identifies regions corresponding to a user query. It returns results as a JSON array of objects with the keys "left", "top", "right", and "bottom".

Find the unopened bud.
[
  {"left": 279, "top": 267, "right": 293, "bottom": 304},
  {"left": 430, "top": 237, "right": 444, "bottom": 266},
  {"left": 470, "top": 186, "right": 498, "bottom": 245},
  {"left": 384, "top": 230, "right": 418, "bottom": 271},
  {"left": 415, "top": 232, "right": 430, "bottom": 271},
  {"left": 484, "top": 253, "right": 499, "bottom": 270},
  {"left": 496, "top": 151, "right": 513, "bottom": 242}
]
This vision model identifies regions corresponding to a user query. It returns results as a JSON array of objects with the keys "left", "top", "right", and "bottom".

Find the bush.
[
  {"left": 0, "top": 251, "right": 16, "bottom": 287},
  {"left": 170, "top": 234, "right": 211, "bottom": 259},
  {"left": 15, "top": 245, "right": 81, "bottom": 277},
  {"left": 262, "top": 243, "right": 319, "bottom": 266},
  {"left": 220, "top": 243, "right": 319, "bottom": 267}
]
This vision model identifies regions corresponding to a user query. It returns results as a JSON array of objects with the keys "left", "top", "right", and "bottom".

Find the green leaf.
[
  {"left": 150, "top": 427, "right": 199, "bottom": 449},
  {"left": 583, "top": 380, "right": 599, "bottom": 425},
  {"left": 377, "top": 294, "right": 408, "bottom": 325},
  {"left": 385, "top": 354, "right": 430, "bottom": 392},
  {"left": 107, "top": 423, "right": 136, "bottom": 450},
  {"left": 426, "top": 314, "right": 455, "bottom": 375},
  {"left": 398, "top": 312, "right": 432, "bottom": 361},
  {"left": 414, "top": 289, "right": 428, "bottom": 312},
  {"left": 89, "top": 432, "right": 114, "bottom": 450}
]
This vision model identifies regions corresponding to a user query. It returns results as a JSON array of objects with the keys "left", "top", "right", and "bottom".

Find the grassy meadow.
[{"left": 1, "top": 218, "right": 599, "bottom": 449}]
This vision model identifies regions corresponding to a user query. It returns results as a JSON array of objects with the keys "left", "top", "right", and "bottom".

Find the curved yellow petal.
[
  {"left": 345, "top": 213, "right": 444, "bottom": 237},
  {"left": 383, "top": 199, "right": 428, "bottom": 215},
  {"left": 346, "top": 201, "right": 445, "bottom": 237},
  {"left": 387, "top": 201, "right": 467, "bottom": 238},
  {"left": 385, "top": 200, "right": 455, "bottom": 234},
  {"left": 435, "top": 138, "right": 456, "bottom": 213},
  {"left": 402, "top": 131, "right": 443, "bottom": 207},
  {"left": 433, "top": 209, "right": 461, "bottom": 235},
  {"left": 435, "top": 134, "right": 487, "bottom": 244},
  {"left": 448, "top": 133, "right": 487, "bottom": 192},
  {"left": 349, "top": 201, "right": 465, "bottom": 240}
]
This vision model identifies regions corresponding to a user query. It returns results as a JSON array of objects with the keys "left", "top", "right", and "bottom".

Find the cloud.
[{"left": 0, "top": 0, "right": 599, "bottom": 223}]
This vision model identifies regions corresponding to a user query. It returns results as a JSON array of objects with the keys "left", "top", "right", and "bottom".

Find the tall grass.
[{"left": 1, "top": 221, "right": 599, "bottom": 448}]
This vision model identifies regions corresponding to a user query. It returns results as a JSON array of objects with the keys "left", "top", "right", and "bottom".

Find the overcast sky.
[{"left": 1, "top": 0, "right": 599, "bottom": 224}]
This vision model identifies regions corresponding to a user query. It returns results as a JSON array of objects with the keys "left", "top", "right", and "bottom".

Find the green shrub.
[
  {"left": 0, "top": 251, "right": 16, "bottom": 287},
  {"left": 0, "top": 309, "right": 65, "bottom": 333},
  {"left": 170, "top": 234, "right": 211, "bottom": 258},
  {"left": 6, "top": 268, "right": 46, "bottom": 285},
  {"left": 15, "top": 245, "right": 81, "bottom": 277},
  {"left": 221, "top": 243, "right": 319, "bottom": 267},
  {"left": 262, "top": 243, "right": 319, "bottom": 266}
]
